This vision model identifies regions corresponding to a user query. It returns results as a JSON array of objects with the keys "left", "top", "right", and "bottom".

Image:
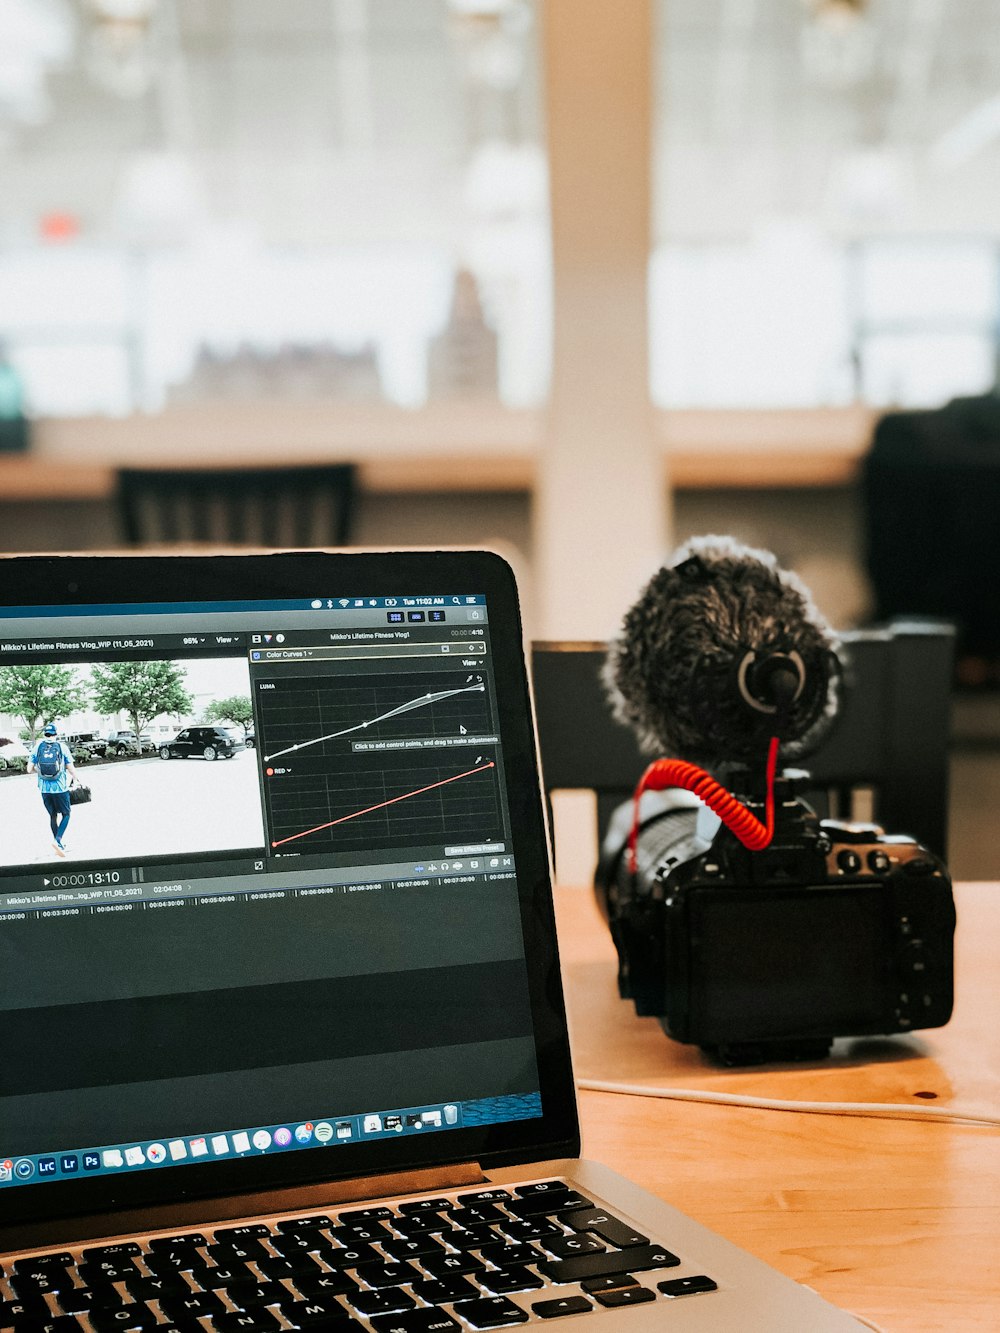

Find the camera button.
[
  {"left": 868, "top": 850, "right": 891, "bottom": 873},
  {"left": 836, "top": 849, "right": 862, "bottom": 874}
]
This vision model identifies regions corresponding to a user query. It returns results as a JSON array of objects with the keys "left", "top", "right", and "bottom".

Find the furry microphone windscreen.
[{"left": 604, "top": 535, "right": 841, "bottom": 767}]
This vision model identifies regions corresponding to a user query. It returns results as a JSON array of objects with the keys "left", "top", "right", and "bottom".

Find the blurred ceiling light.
[
  {"left": 84, "top": 0, "right": 158, "bottom": 98},
  {"left": 800, "top": 0, "right": 875, "bottom": 89},
  {"left": 929, "top": 95, "right": 1000, "bottom": 171},
  {"left": 448, "top": 0, "right": 531, "bottom": 90},
  {"left": 465, "top": 141, "right": 546, "bottom": 217},
  {"left": 0, "top": 0, "right": 73, "bottom": 125}
]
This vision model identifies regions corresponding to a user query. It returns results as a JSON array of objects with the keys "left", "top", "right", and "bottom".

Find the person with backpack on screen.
[{"left": 27, "top": 722, "right": 80, "bottom": 858}]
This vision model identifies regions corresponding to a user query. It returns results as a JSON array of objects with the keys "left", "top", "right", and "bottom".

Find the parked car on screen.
[
  {"left": 66, "top": 732, "right": 107, "bottom": 757},
  {"left": 244, "top": 728, "right": 255, "bottom": 749},
  {"left": 158, "top": 726, "right": 239, "bottom": 761},
  {"left": 107, "top": 731, "right": 155, "bottom": 756}
]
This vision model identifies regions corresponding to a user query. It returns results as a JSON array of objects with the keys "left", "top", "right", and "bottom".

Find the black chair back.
[
  {"left": 116, "top": 463, "right": 357, "bottom": 548},
  {"left": 531, "top": 621, "right": 954, "bottom": 864}
]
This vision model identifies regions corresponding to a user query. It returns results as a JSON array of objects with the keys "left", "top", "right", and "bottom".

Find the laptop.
[{"left": 0, "top": 548, "right": 865, "bottom": 1331}]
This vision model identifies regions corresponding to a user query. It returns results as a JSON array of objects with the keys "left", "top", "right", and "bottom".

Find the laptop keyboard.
[{"left": 1, "top": 1180, "right": 718, "bottom": 1330}]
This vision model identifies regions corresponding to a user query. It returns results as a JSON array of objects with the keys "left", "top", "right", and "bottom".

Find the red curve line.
[{"left": 270, "top": 761, "right": 496, "bottom": 848}]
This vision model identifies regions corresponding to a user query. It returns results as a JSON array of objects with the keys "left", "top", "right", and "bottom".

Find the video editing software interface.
[{"left": 0, "top": 592, "right": 541, "bottom": 1192}]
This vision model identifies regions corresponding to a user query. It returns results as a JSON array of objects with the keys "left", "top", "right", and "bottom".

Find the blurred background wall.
[{"left": 3, "top": 0, "right": 1000, "bottom": 867}]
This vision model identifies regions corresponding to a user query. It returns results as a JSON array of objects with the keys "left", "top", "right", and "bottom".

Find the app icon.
[
  {"left": 232, "top": 1131, "right": 251, "bottom": 1154},
  {"left": 14, "top": 1158, "right": 35, "bottom": 1179},
  {"left": 384, "top": 1115, "right": 403, "bottom": 1132},
  {"left": 363, "top": 1114, "right": 383, "bottom": 1134},
  {"left": 444, "top": 1105, "right": 459, "bottom": 1125},
  {"left": 168, "top": 1140, "right": 187, "bottom": 1161},
  {"left": 60, "top": 1155, "right": 79, "bottom": 1173},
  {"left": 252, "top": 1129, "right": 272, "bottom": 1150},
  {"left": 38, "top": 1158, "right": 57, "bottom": 1176},
  {"left": 313, "top": 1122, "right": 333, "bottom": 1144},
  {"left": 82, "top": 1152, "right": 101, "bottom": 1171},
  {"left": 102, "top": 1149, "right": 124, "bottom": 1169},
  {"left": 124, "top": 1146, "right": 145, "bottom": 1167},
  {"left": 335, "top": 1121, "right": 353, "bottom": 1139},
  {"left": 211, "top": 1135, "right": 229, "bottom": 1156},
  {"left": 273, "top": 1127, "right": 292, "bottom": 1148},
  {"left": 190, "top": 1137, "right": 208, "bottom": 1158},
  {"left": 294, "top": 1123, "right": 313, "bottom": 1144},
  {"left": 146, "top": 1144, "right": 166, "bottom": 1164},
  {"left": 421, "top": 1110, "right": 442, "bottom": 1127},
  {"left": 0, "top": 1160, "right": 13, "bottom": 1182}
]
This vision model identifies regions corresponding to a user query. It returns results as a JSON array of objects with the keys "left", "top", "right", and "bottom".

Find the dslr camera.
[{"left": 596, "top": 770, "right": 956, "bottom": 1066}]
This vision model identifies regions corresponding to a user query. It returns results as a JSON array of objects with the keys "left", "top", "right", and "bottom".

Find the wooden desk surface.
[{"left": 553, "top": 881, "right": 1000, "bottom": 1332}]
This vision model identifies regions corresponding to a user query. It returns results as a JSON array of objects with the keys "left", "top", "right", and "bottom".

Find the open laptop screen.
[{"left": 0, "top": 550, "right": 577, "bottom": 1230}]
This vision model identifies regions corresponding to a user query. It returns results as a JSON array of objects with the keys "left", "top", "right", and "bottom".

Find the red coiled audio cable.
[{"left": 627, "top": 735, "right": 781, "bottom": 875}]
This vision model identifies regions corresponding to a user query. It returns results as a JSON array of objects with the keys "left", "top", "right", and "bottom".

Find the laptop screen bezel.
[{"left": 0, "top": 548, "right": 579, "bottom": 1233}]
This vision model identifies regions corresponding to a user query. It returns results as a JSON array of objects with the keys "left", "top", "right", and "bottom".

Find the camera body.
[{"left": 596, "top": 774, "right": 956, "bottom": 1065}]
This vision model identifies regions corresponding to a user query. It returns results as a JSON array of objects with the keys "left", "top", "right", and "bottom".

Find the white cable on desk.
[{"left": 576, "top": 1077, "right": 1000, "bottom": 1127}]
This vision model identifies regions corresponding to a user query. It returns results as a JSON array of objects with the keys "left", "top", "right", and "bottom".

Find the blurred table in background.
[{"left": 554, "top": 881, "right": 1000, "bottom": 1332}]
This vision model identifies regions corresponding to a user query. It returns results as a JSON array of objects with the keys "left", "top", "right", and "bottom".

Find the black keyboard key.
[
  {"left": 541, "top": 1235, "right": 605, "bottom": 1260},
  {"left": 447, "top": 1225, "right": 499, "bottom": 1252},
  {"left": 143, "top": 1252, "right": 205, "bottom": 1277},
  {"left": 324, "top": 1243, "right": 381, "bottom": 1269},
  {"left": 348, "top": 1288, "right": 416, "bottom": 1317},
  {"left": 270, "top": 1232, "right": 334, "bottom": 1259},
  {"left": 456, "top": 1190, "right": 512, "bottom": 1206},
  {"left": 409, "top": 1275, "right": 480, "bottom": 1305},
  {"left": 594, "top": 1286, "right": 655, "bottom": 1308},
  {"left": 255, "top": 1253, "right": 322, "bottom": 1282},
  {"left": 205, "top": 1240, "right": 269, "bottom": 1266},
  {"left": 451, "top": 1296, "right": 528, "bottom": 1328},
  {"left": 189, "top": 1262, "right": 256, "bottom": 1290},
  {"left": 275, "top": 1215, "right": 333, "bottom": 1233},
  {"left": 328, "top": 1222, "right": 391, "bottom": 1246},
  {"left": 87, "top": 1302, "right": 159, "bottom": 1330},
  {"left": 512, "top": 1182, "right": 568, "bottom": 1200},
  {"left": 498, "top": 1219, "right": 560, "bottom": 1243},
  {"left": 11, "top": 1271, "right": 75, "bottom": 1300},
  {"left": 80, "top": 1244, "right": 141, "bottom": 1263},
  {"left": 531, "top": 1295, "right": 592, "bottom": 1319},
  {"left": 580, "top": 1274, "right": 639, "bottom": 1294},
  {"left": 295, "top": 1272, "right": 360, "bottom": 1300},
  {"left": 397, "top": 1199, "right": 450, "bottom": 1215},
  {"left": 446, "top": 1204, "right": 505, "bottom": 1227},
  {"left": 275, "top": 1299, "right": 357, "bottom": 1328},
  {"left": 338, "top": 1207, "right": 393, "bottom": 1224},
  {"left": 353, "top": 1261, "right": 420, "bottom": 1289},
  {"left": 76, "top": 1260, "right": 138, "bottom": 1285},
  {"left": 229, "top": 1282, "right": 291, "bottom": 1310},
  {"left": 56, "top": 1286, "right": 121, "bottom": 1316},
  {"left": 370, "top": 1311, "right": 461, "bottom": 1333},
  {"left": 159, "top": 1290, "right": 227, "bottom": 1322},
  {"left": 146, "top": 1234, "right": 207, "bottom": 1252},
  {"left": 392, "top": 1214, "right": 445, "bottom": 1238},
  {"left": 11, "top": 1254, "right": 74, "bottom": 1276},
  {"left": 506, "top": 1192, "right": 591, "bottom": 1219},
  {"left": 123, "top": 1273, "right": 190, "bottom": 1302},
  {"left": 477, "top": 1265, "right": 543, "bottom": 1295},
  {"left": 561, "top": 1207, "right": 648, "bottom": 1249},
  {"left": 419, "top": 1252, "right": 485, "bottom": 1280},
  {"left": 17, "top": 1318, "right": 84, "bottom": 1333},
  {"left": 214, "top": 1225, "right": 272, "bottom": 1242},
  {"left": 657, "top": 1274, "right": 718, "bottom": 1298},
  {"left": 477, "top": 1242, "right": 539, "bottom": 1269},
  {"left": 211, "top": 1311, "right": 283, "bottom": 1333},
  {"left": 1, "top": 1298, "right": 48, "bottom": 1324},
  {"left": 538, "top": 1243, "right": 680, "bottom": 1284},
  {"left": 381, "top": 1235, "right": 446, "bottom": 1262}
]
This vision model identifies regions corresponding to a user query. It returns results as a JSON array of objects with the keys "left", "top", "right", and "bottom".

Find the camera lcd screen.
[{"left": 690, "top": 885, "right": 892, "bottom": 1041}]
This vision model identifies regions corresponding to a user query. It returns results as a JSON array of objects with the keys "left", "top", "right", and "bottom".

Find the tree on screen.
[
  {"left": 203, "top": 695, "right": 253, "bottom": 738},
  {"left": 0, "top": 665, "right": 87, "bottom": 743},
  {"left": 90, "top": 661, "right": 192, "bottom": 747}
]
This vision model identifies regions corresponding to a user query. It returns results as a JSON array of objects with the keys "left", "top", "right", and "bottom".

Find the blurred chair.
[
  {"left": 531, "top": 620, "right": 954, "bottom": 867},
  {"left": 862, "top": 397, "right": 1000, "bottom": 683},
  {"left": 116, "top": 463, "right": 357, "bottom": 549}
]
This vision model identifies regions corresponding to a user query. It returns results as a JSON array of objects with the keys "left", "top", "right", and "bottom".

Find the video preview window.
[{"left": 0, "top": 657, "right": 265, "bottom": 869}]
